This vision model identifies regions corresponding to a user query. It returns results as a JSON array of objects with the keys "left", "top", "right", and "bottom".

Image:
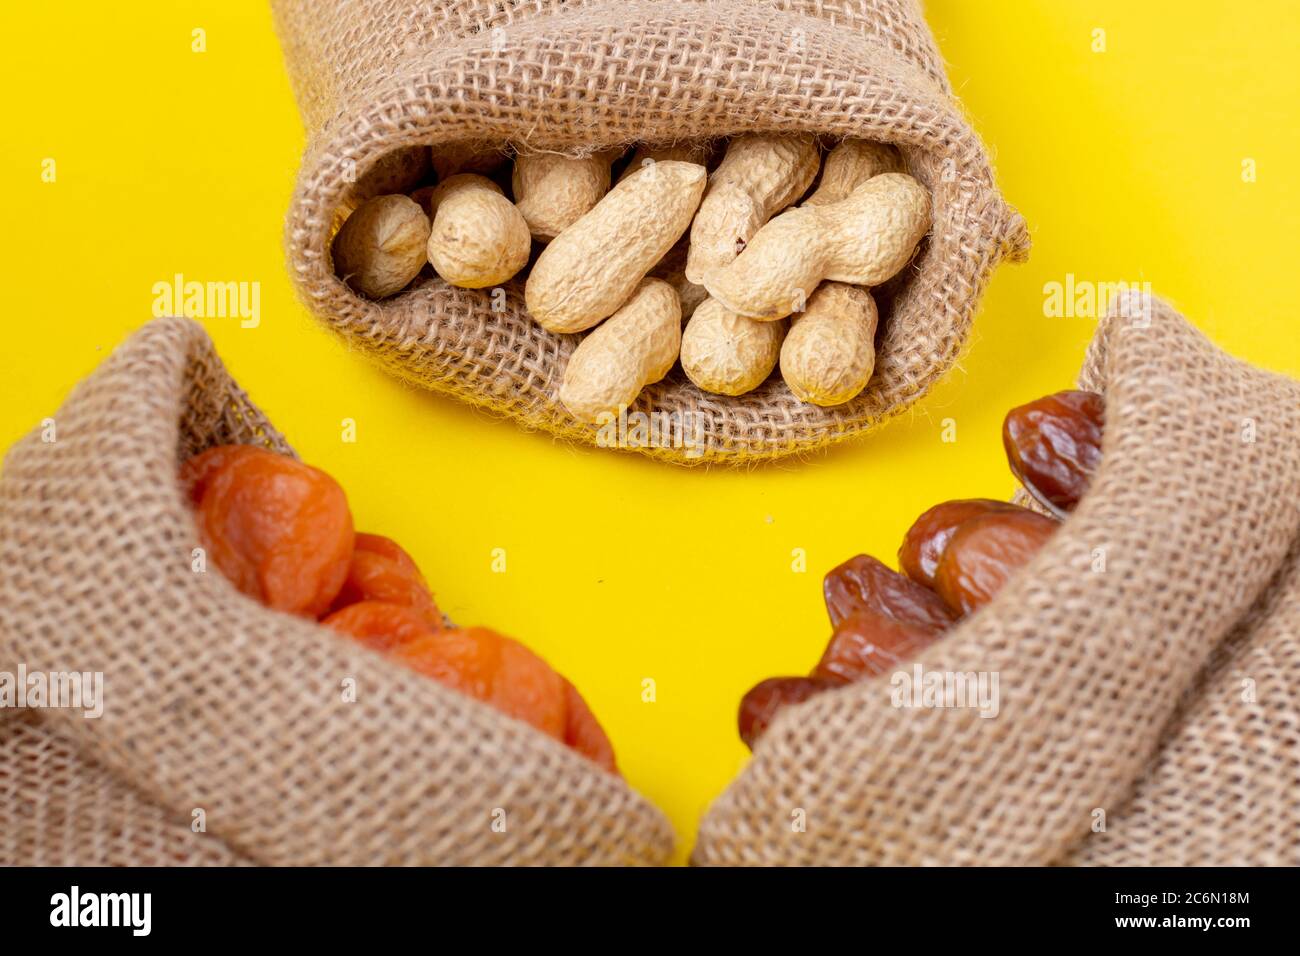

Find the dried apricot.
[
  {"left": 813, "top": 607, "right": 943, "bottom": 683},
  {"left": 1003, "top": 390, "right": 1104, "bottom": 514},
  {"left": 737, "top": 676, "right": 838, "bottom": 750},
  {"left": 330, "top": 533, "right": 441, "bottom": 629},
  {"left": 561, "top": 678, "right": 619, "bottom": 775},
  {"left": 180, "top": 444, "right": 262, "bottom": 504},
  {"left": 823, "top": 553, "right": 955, "bottom": 630},
  {"left": 187, "top": 445, "right": 354, "bottom": 617},
  {"left": 321, "top": 600, "right": 435, "bottom": 652},
  {"left": 898, "top": 498, "right": 1021, "bottom": 589},
  {"left": 934, "top": 507, "right": 1058, "bottom": 614},
  {"left": 389, "top": 627, "right": 567, "bottom": 741}
]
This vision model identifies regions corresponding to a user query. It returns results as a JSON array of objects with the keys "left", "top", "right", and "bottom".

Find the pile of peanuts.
[{"left": 332, "top": 136, "right": 932, "bottom": 421}]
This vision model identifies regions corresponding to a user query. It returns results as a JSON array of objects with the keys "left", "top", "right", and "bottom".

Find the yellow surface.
[{"left": 1, "top": 2, "right": 1297, "bottom": 864}]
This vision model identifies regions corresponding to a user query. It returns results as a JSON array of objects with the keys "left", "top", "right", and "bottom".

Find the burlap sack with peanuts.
[
  {"left": 272, "top": 0, "right": 1029, "bottom": 465},
  {"left": 0, "top": 317, "right": 673, "bottom": 866},
  {"left": 693, "top": 294, "right": 1300, "bottom": 865}
]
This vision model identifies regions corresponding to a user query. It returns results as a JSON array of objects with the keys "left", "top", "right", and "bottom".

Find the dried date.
[
  {"left": 1003, "top": 389, "right": 1104, "bottom": 514},
  {"left": 823, "top": 553, "right": 956, "bottom": 630},
  {"left": 898, "top": 498, "right": 1021, "bottom": 589},
  {"left": 934, "top": 507, "right": 1058, "bottom": 614},
  {"left": 812, "top": 607, "right": 943, "bottom": 683},
  {"left": 738, "top": 676, "right": 839, "bottom": 750}
]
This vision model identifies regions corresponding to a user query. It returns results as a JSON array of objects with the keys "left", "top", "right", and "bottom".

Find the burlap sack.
[
  {"left": 273, "top": 0, "right": 1029, "bottom": 465},
  {"left": 693, "top": 294, "right": 1300, "bottom": 865},
  {"left": 0, "top": 317, "right": 673, "bottom": 866}
]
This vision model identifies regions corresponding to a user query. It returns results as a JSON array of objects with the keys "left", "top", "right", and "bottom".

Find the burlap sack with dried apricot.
[
  {"left": 694, "top": 294, "right": 1300, "bottom": 865},
  {"left": 271, "top": 0, "right": 1029, "bottom": 465},
  {"left": 0, "top": 318, "right": 673, "bottom": 866}
]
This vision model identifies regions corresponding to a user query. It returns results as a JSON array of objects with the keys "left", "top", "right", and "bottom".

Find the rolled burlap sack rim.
[
  {"left": 0, "top": 316, "right": 674, "bottom": 866},
  {"left": 275, "top": 0, "right": 1030, "bottom": 466},
  {"left": 692, "top": 293, "right": 1300, "bottom": 865}
]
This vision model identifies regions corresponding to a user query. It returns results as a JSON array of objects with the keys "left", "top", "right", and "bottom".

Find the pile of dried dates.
[{"left": 739, "top": 389, "right": 1106, "bottom": 748}]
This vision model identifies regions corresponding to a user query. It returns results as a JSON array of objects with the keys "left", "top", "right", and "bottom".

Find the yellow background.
[{"left": 2, "top": 2, "right": 1297, "bottom": 864}]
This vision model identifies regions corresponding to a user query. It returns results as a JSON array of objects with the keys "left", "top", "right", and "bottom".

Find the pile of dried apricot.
[
  {"left": 182, "top": 444, "right": 617, "bottom": 774},
  {"left": 739, "top": 390, "right": 1105, "bottom": 748}
]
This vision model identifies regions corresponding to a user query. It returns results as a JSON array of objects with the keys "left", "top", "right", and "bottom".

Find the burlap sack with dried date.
[
  {"left": 0, "top": 318, "right": 673, "bottom": 866},
  {"left": 272, "top": 0, "right": 1029, "bottom": 465},
  {"left": 693, "top": 294, "right": 1300, "bottom": 865}
]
